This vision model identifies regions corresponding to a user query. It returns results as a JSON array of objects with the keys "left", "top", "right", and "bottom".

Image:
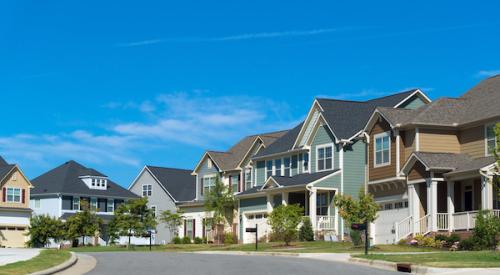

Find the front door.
[{"left": 464, "top": 184, "right": 473, "bottom": 211}]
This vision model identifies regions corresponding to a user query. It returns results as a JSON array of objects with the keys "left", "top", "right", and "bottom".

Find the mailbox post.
[
  {"left": 351, "top": 222, "right": 369, "bottom": 255},
  {"left": 245, "top": 224, "right": 258, "bottom": 251}
]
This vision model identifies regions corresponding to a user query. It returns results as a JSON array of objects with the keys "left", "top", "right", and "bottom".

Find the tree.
[
  {"left": 472, "top": 210, "right": 500, "bottom": 250},
  {"left": 298, "top": 217, "right": 314, "bottom": 242},
  {"left": 65, "top": 201, "right": 103, "bottom": 246},
  {"left": 159, "top": 209, "right": 184, "bottom": 239},
  {"left": 334, "top": 187, "right": 379, "bottom": 226},
  {"left": 109, "top": 198, "right": 157, "bottom": 247},
  {"left": 204, "top": 175, "right": 236, "bottom": 244},
  {"left": 268, "top": 204, "right": 304, "bottom": 246},
  {"left": 26, "top": 215, "right": 65, "bottom": 248}
]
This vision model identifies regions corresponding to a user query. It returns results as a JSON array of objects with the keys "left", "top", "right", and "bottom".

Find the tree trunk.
[{"left": 128, "top": 229, "right": 131, "bottom": 248}]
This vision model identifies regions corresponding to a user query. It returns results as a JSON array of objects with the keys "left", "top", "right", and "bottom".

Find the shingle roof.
[
  {"left": 31, "top": 160, "right": 138, "bottom": 199},
  {"left": 410, "top": 152, "right": 495, "bottom": 174},
  {"left": 0, "top": 156, "right": 7, "bottom": 166},
  {"left": 0, "top": 156, "right": 15, "bottom": 182},
  {"left": 254, "top": 123, "right": 304, "bottom": 158},
  {"left": 145, "top": 166, "right": 196, "bottom": 202}
]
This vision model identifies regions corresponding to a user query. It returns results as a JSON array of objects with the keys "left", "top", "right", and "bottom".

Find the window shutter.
[
  {"left": 202, "top": 219, "right": 206, "bottom": 238},
  {"left": 184, "top": 220, "right": 187, "bottom": 237},
  {"left": 229, "top": 176, "right": 232, "bottom": 192},
  {"left": 2, "top": 188, "right": 5, "bottom": 202},
  {"left": 238, "top": 174, "right": 241, "bottom": 192},
  {"left": 200, "top": 178, "right": 204, "bottom": 195},
  {"left": 22, "top": 189, "right": 25, "bottom": 203},
  {"left": 192, "top": 219, "right": 196, "bottom": 239}
]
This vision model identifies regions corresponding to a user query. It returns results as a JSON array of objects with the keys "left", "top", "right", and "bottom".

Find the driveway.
[
  {"left": 0, "top": 248, "right": 40, "bottom": 266},
  {"left": 84, "top": 252, "right": 399, "bottom": 275}
]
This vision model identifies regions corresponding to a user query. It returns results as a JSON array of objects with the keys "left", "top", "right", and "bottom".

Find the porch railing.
[
  {"left": 415, "top": 214, "right": 431, "bottom": 235},
  {"left": 493, "top": 210, "right": 500, "bottom": 218},
  {"left": 316, "top": 215, "right": 336, "bottom": 230},
  {"left": 395, "top": 216, "right": 412, "bottom": 241},
  {"left": 453, "top": 211, "right": 478, "bottom": 230},
  {"left": 436, "top": 213, "right": 449, "bottom": 231}
]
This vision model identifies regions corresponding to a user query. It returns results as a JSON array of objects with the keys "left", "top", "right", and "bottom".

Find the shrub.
[
  {"left": 298, "top": 217, "right": 314, "bottom": 242},
  {"left": 446, "top": 234, "right": 460, "bottom": 244},
  {"left": 223, "top": 233, "right": 236, "bottom": 245},
  {"left": 172, "top": 236, "right": 182, "bottom": 244},
  {"left": 414, "top": 234, "right": 444, "bottom": 248},
  {"left": 397, "top": 239, "right": 407, "bottom": 246},
  {"left": 471, "top": 210, "right": 500, "bottom": 250},
  {"left": 434, "top": 234, "right": 447, "bottom": 242},
  {"left": 182, "top": 236, "right": 192, "bottom": 244},
  {"left": 268, "top": 204, "right": 303, "bottom": 246},
  {"left": 194, "top": 237, "right": 203, "bottom": 244},
  {"left": 350, "top": 229, "right": 363, "bottom": 246},
  {"left": 202, "top": 237, "right": 208, "bottom": 244},
  {"left": 459, "top": 237, "right": 475, "bottom": 251}
]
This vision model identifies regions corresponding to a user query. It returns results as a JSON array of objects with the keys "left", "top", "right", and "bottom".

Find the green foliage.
[
  {"left": 435, "top": 234, "right": 460, "bottom": 247},
  {"left": 182, "top": 236, "right": 191, "bottom": 244},
  {"left": 471, "top": 210, "right": 500, "bottom": 250},
  {"left": 194, "top": 237, "right": 203, "bottom": 244},
  {"left": 65, "top": 201, "right": 103, "bottom": 246},
  {"left": 26, "top": 215, "right": 65, "bottom": 248},
  {"left": 413, "top": 234, "right": 445, "bottom": 248},
  {"left": 298, "top": 217, "right": 314, "bottom": 242},
  {"left": 172, "top": 236, "right": 182, "bottom": 244},
  {"left": 223, "top": 233, "right": 236, "bottom": 245},
  {"left": 334, "top": 187, "right": 379, "bottom": 225},
  {"left": 459, "top": 238, "right": 475, "bottom": 251},
  {"left": 108, "top": 198, "right": 157, "bottom": 247},
  {"left": 397, "top": 239, "right": 407, "bottom": 246},
  {"left": 268, "top": 204, "right": 303, "bottom": 246},
  {"left": 350, "top": 229, "right": 363, "bottom": 246},
  {"left": 204, "top": 175, "right": 236, "bottom": 243},
  {"left": 159, "top": 209, "right": 184, "bottom": 237}
]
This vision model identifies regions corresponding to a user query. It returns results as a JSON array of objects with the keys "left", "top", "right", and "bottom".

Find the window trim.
[
  {"left": 244, "top": 168, "right": 252, "bottom": 190},
  {"left": 485, "top": 123, "right": 498, "bottom": 157},
  {"left": 316, "top": 143, "right": 334, "bottom": 172},
  {"left": 142, "top": 184, "right": 152, "bottom": 197},
  {"left": 90, "top": 197, "right": 98, "bottom": 211},
  {"left": 107, "top": 199, "right": 114, "bottom": 212},
  {"left": 6, "top": 187, "right": 21, "bottom": 203},
  {"left": 202, "top": 174, "right": 217, "bottom": 194},
  {"left": 265, "top": 160, "right": 273, "bottom": 179},
  {"left": 72, "top": 196, "right": 80, "bottom": 211},
  {"left": 373, "top": 131, "right": 391, "bottom": 168}
]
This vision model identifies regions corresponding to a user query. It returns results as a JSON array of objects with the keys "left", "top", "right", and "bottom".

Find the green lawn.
[
  {"left": 69, "top": 241, "right": 436, "bottom": 254},
  {"left": 0, "top": 249, "right": 71, "bottom": 275},
  {"left": 354, "top": 251, "right": 500, "bottom": 268}
]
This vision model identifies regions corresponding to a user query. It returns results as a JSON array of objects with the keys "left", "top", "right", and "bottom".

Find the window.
[
  {"left": 185, "top": 219, "right": 195, "bottom": 239},
  {"left": 142, "top": 184, "right": 152, "bottom": 197},
  {"left": 275, "top": 159, "right": 282, "bottom": 176},
  {"left": 284, "top": 157, "right": 291, "bottom": 177},
  {"left": 231, "top": 175, "right": 239, "bottom": 193},
  {"left": 316, "top": 193, "right": 328, "bottom": 215},
  {"left": 151, "top": 205, "right": 157, "bottom": 217},
  {"left": 203, "top": 176, "right": 216, "bottom": 195},
  {"left": 291, "top": 155, "right": 298, "bottom": 176},
  {"left": 244, "top": 168, "right": 252, "bottom": 190},
  {"left": 6, "top": 188, "right": 21, "bottom": 203},
  {"left": 91, "top": 179, "right": 96, "bottom": 186},
  {"left": 266, "top": 160, "right": 273, "bottom": 178},
  {"left": 384, "top": 203, "right": 393, "bottom": 210},
  {"left": 394, "top": 202, "right": 404, "bottom": 209},
  {"left": 317, "top": 144, "right": 333, "bottom": 171},
  {"left": 72, "top": 197, "right": 80, "bottom": 210},
  {"left": 34, "top": 199, "right": 40, "bottom": 208},
  {"left": 107, "top": 199, "right": 114, "bottom": 212},
  {"left": 303, "top": 153, "right": 309, "bottom": 172},
  {"left": 90, "top": 198, "right": 97, "bottom": 211},
  {"left": 486, "top": 124, "right": 498, "bottom": 156},
  {"left": 374, "top": 132, "right": 391, "bottom": 167}
]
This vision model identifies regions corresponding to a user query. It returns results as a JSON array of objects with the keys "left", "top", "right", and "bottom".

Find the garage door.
[
  {"left": 0, "top": 227, "right": 28, "bottom": 248},
  {"left": 243, "top": 212, "right": 269, "bottom": 244},
  {"left": 374, "top": 205, "right": 409, "bottom": 245}
]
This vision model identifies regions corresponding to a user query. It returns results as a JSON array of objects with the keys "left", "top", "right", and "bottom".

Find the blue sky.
[{"left": 0, "top": 1, "right": 499, "bottom": 187}]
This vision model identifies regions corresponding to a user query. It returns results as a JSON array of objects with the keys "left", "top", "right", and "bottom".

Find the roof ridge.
[
  {"left": 146, "top": 165, "right": 192, "bottom": 172},
  {"left": 366, "top": 88, "right": 417, "bottom": 102},
  {"left": 316, "top": 97, "right": 368, "bottom": 104}
]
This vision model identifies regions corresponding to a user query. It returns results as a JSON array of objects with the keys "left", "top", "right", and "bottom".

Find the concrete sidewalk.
[
  {"left": 54, "top": 253, "right": 96, "bottom": 275},
  {"left": 0, "top": 248, "right": 40, "bottom": 266}
]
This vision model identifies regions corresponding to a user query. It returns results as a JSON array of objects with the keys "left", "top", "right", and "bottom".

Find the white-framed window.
[
  {"left": 203, "top": 175, "right": 216, "bottom": 195},
  {"left": 142, "top": 184, "right": 152, "bottom": 197},
  {"left": 107, "top": 199, "right": 114, "bottom": 212},
  {"left": 275, "top": 159, "right": 282, "bottom": 176},
  {"left": 284, "top": 157, "right": 291, "bottom": 177},
  {"left": 185, "top": 219, "right": 194, "bottom": 240},
  {"left": 303, "top": 153, "right": 309, "bottom": 172},
  {"left": 316, "top": 192, "right": 329, "bottom": 215},
  {"left": 266, "top": 160, "right": 273, "bottom": 179},
  {"left": 316, "top": 144, "right": 333, "bottom": 172},
  {"left": 90, "top": 197, "right": 97, "bottom": 211},
  {"left": 6, "top": 187, "right": 21, "bottom": 203},
  {"left": 485, "top": 123, "right": 498, "bottom": 156},
  {"left": 34, "top": 198, "right": 41, "bottom": 208},
  {"left": 72, "top": 197, "right": 80, "bottom": 210},
  {"left": 244, "top": 168, "right": 252, "bottom": 190},
  {"left": 231, "top": 175, "right": 239, "bottom": 193},
  {"left": 374, "top": 132, "right": 391, "bottom": 167},
  {"left": 151, "top": 205, "right": 157, "bottom": 217}
]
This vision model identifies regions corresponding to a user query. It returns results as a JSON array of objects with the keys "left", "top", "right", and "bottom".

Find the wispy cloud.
[
  {"left": 115, "top": 27, "right": 368, "bottom": 47},
  {"left": 476, "top": 70, "right": 500, "bottom": 78}
]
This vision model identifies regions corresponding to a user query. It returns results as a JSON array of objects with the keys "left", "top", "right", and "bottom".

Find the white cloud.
[{"left": 477, "top": 70, "right": 500, "bottom": 78}]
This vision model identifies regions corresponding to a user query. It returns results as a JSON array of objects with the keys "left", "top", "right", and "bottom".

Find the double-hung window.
[
  {"left": 72, "top": 197, "right": 80, "bottom": 210},
  {"left": 316, "top": 193, "right": 328, "bottom": 216},
  {"left": 90, "top": 198, "right": 97, "bottom": 211},
  {"left": 284, "top": 157, "right": 291, "bottom": 177},
  {"left": 203, "top": 176, "right": 216, "bottom": 195},
  {"left": 374, "top": 132, "right": 391, "bottom": 167},
  {"left": 185, "top": 219, "right": 195, "bottom": 240},
  {"left": 266, "top": 160, "right": 273, "bottom": 179},
  {"left": 303, "top": 153, "right": 309, "bottom": 172},
  {"left": 6, "top": 188, "right": 21, "bottom": 203},
  {"left": 107, "top": 199, "right": 114, "bottom": 212},
  {"left": 317, "top": 144, "right": 333, "bottom": 171},
  {"left": 244, "top": 168, "right": 252, "bottom": 190},
  {"left": 486, "top": 124, "right": 498, "bottom": 156},
  {"left": 275, "top": 159, "right": 282, "bottom": 176},
  {"left": 142, "top": 184, "right": 152, "bottom": 197},
  {"left": 231, "top": 175, "right": 239, "bottom": 193}
]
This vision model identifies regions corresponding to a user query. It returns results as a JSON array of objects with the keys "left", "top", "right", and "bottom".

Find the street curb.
[
  {"left": 348, "top": 257, "right": 444, "bottom": 274},
  {"left": 192, "top": 251, "right": 301, "bottom": 257},
  {"left": 30, "top": 251, "right": 78, "bottom": 275}
]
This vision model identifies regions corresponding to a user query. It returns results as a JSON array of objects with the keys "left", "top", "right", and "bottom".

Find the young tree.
[
  {"left": 204, "top": 176, "right": 236, "bottom": 244},
  {"left": 109, "top": 198, "right": 157, "bottom": 247},
  {"left": 26, "top": 215, "right": 65, "bottom": 248},
  {"left": 65, "top": 201, "right": 103, "bottom": 246},
  {"left": 472, "top": 210, "right": 500, "bottom": 250},
  {"left": 159, "top": 209, "right": 184, "bottom": 239},
  {"left": 298, "top": 216, "right": 314, "bottom": 242},
  {"left": 268, "top": 204, "right": 304, "bottom": 246}
]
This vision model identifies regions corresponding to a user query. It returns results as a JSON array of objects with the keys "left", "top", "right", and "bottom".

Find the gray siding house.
[{"left": 128, "top": 166, "right": 195, "bottom": 244}]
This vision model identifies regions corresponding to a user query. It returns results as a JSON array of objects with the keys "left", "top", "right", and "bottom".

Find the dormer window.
[{"left": 80, "top": 176, "right": 108, "bottom": 190}]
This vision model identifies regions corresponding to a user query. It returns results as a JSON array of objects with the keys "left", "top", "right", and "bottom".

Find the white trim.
[
  {"left": 368, "top": 176, "right": 406, "bottom": 185},
  {"left": 407, "top": 179, "right": 427, "bottom": 185},
  {"left": 315, "top": 143, "right": 335, "bottom": 172},
  {"left": 462, "top": 181, "right": 475, "bottom": 211},
  {"left": 415, "top": 128, "right": 420, "bottom": 152},
  {"left": 395, "top": 130, "right": 401, "bottom": 174},
  {"left": 292, "top": 99, "right": 324, "bottom": 149},
  {"left": 306, "top": 169, "right": 342, "bottom": 188},
  {"left": 373, "top": 131, "right": 391, "bottom": 168},
  {"left": 141, "top": 183, "right": 153, "bottom": 197},
  {"left": 260, "top": 177, "right": 281, "bottom": 191},
  {"left": 393, "top": 89, "right": 432, "bottom": 108},
  {"left": 485, "top": 123, "right": 498, "bottom": 157},
  {"left": 236, "top": 136, "right": 264, "bottom": 168},
  {"left": 191, "top": 152, "right": 221, "bottom": 175}
]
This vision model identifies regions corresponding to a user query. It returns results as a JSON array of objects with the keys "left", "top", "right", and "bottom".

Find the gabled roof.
[
  {"left": 31, "top": 160, "right": 138, "bottom": 199},
  {"left": 145, "top": 166, "right": 196, "bottom": 202},
  {"left": 0, "top": 156, "right": 16, "bottom": 183},
  {"left": 253, "top": 123, "right": 304, "bottom": 159},
  {"left": 401, "top": 152, "right": 496, "bottom": 176},
  {"left": 0, "top": 156, "right": 8, "bottom": 166}
]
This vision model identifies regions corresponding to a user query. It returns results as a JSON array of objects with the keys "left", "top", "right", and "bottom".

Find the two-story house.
[
  {"left": 364, "top": 75, "right": 500, "bottom": 244},
  {"left": 30, "top": 160, "right": 139, "bottom": 245},
  {"left": 128, "top": 166, "right": 196, "bottom": 244},
  {"left": 0, "top": 156, "right": 33, "bottom": 247},
  {"left": 236, "top": 89, "right": 431, "bottom": 243}
]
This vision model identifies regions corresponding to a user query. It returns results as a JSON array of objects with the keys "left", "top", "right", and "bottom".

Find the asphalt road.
[{"left": 84, "top": 252, "right": 399, "bottom": 275}]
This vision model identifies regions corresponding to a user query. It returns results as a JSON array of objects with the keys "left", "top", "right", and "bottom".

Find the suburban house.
[
  {"left": 364, "top": 75, "right": 500, "bottom": 244},
  {"left": 178, "top": 130, "right": 287, "bottom": 241},
  {"left": 128, "top": 166, "right": 196, "bottom": 244},
  {"left": 235, "top": 89, "right": 431, "bottom": 243},
  {"left": 0, "top": 156, "right": 33, "bottom": 248},
  {"left": 30, "top": 160, "right": 139, "bottom": 245}
]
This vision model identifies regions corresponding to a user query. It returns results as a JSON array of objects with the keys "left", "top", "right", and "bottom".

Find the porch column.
[
  {"left": 266, "top": 194, "right": 273, "bottom": 213},
  {"left": 309, "top": 189, "right": 317, "bottom": 231},
  {"left": 447, "top": 181, "right": 455, "bottom": 232},
  {"left": 408, "top": 183, "right": 419, "bottom": 234},
  {"left": 282, "top": 192, "right": 288, "bottom": 206},
  {"left": 426, "top": 179, "right": 438, "bottom": 232},
  {"left": 481, "top": 176, "right": 493, "bottom": 210}
]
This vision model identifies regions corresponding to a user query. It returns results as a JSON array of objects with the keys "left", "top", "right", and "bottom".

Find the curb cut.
[{"left": 30, "top": 252, "right": 78, "bottom": 275}]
